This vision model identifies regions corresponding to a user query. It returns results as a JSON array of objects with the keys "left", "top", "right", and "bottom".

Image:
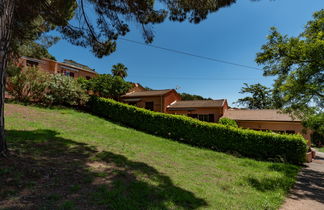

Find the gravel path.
[{"left": 281, "top": 151, "right": 324, "bottom": 210}]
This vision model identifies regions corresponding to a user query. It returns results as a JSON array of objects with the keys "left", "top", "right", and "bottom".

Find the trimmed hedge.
[
  {"left": 219, "top": 117, "right": 238, "bottom": 128},
  {"left": 87, "top": 97, "right": 307, "bottom": 164}
]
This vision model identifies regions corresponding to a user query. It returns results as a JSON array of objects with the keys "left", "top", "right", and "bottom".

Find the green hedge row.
[{"left": 87, "top": 97, "right": 307, "bottom": 164}]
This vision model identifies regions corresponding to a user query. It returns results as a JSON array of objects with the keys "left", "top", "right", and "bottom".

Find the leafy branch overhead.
[
  {"left": 8, "top": 0, "right": 237, "bottom": 58},
  {"left": 256, "top": 9, "right": 324, "bottom": 117}
]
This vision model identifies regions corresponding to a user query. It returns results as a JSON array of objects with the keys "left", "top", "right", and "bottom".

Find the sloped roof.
[
  {"left": 167, "top": 100, "right": 226, "bottom": 109},
  {"left": 222, "top": 109, "right": 300, "bottom": 122},
  {"left": 121, "top": 89, "right": 173, "bottom": 98}
]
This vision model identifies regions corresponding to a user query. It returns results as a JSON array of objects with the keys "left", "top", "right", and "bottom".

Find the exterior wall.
[
  {"left": 166, "top": 107, "right": 224, "bottom": 122},
  {"left": 236, "top": 120, "right": 312, "bottom": 145},
  {"left": 163, "top": 91, "right": 181, "bottom": 113},
  {"left": 132, "top": 96, "right": 163, "bottom": 112},
  {"left": 19, "top": 57, "right": 97, "bottom": 79}
]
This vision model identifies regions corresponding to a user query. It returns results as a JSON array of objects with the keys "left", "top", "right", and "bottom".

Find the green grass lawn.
[
  {"left": 315, "top": 147, "right": 324, "bottom": 153},
  {"left": 0, "top": 103, "right": 300, "bottom": 210}
]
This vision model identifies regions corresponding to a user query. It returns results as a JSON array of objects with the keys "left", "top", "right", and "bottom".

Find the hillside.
[{"left": 1, "top": 103, "right": 300, "bottom": 209}]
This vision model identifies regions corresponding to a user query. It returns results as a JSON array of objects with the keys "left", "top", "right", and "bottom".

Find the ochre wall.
[
  {"left": 163, "top": 91, "right": 181, "bottom": 113},
  {"left": 166, "top": 107, "right": 224, "bottom": 122},
  {"left": 236, "top": 120, "right": 311, "bottom": 145},
  {"left": 133, "top": 96, "right": 163, "bottom": 112},
  {"left": 19, "top": 57, "right": 97, "bottom": 79}
]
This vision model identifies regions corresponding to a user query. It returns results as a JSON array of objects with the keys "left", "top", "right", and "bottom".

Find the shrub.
[
  {"left": 8, "top": 67, "right": 89, "bottom": 106},
  {"left": 44, "top": 74, "right": 89, "bottom": 106},
  {"left": 89, "top": 74, "right": 131, "bottom": 99},
  {"left": 218, "top": 118, "right": 238, "bottom": 128},
  {"left": 87, "top": 97, "right": 307, "bottom": 164},
  {"left": 7, "top": 67, "right": 48, "bottom": 102}
]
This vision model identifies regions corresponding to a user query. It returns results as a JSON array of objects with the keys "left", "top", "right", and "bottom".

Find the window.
[
  {"left": 63, "top": 71, "right": 74, "bottom": 78},
  {"left": 86, "top": 76, "right": 91, "bottom": 80},
  {"left": 188, "top": 114, "right": 214, "bottom": 122},
  {"left": 26, "top": 60, "right": 39, "bottom": 67},
  {"left": 188, "top": 114, "right": 198, "bottom": 119},
  {"left": 285, "top": 130, "right": 295, "bottom": 134},
  {"left": 145, "top": 102, "right": 154, "bottom": 111},
  {"left": 129, "top": 102, "right": 137, "bottom": 106}
]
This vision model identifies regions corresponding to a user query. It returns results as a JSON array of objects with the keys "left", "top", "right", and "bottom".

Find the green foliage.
[
  {"left": 303, "top": 113, "right": 324, "bottom": 146},
  {"left": 7, "top": 68, "right": 88, "bottom": 106},
  {"left": 44, "top": 74, "right": 89, "bottom": 106},
  {"left": 17, "top": 39, "right": 58, "bottom": 60},
  {"left": 236, "top": 83, "right": 274, "bottom": 109},
  {"left": 256, "top": 10, "right": 324, "bottom": 117},
  {"left": 88, "top": 74, "right": 131, "bottom": 99},
  {"left": 111, "top": 63, "right": 128, "bottom": 78},
  {"left": 218, "top": 118, "right": 238, "bottom": 128},
  {"left": 7, "top": 67, "right": 49, "bottom": 102},
  {"left": 87, "top": 97, "right": 307, "bottom": 164},
  {"left": 180, "top": 93, "right": 211, "bottom": 101}
]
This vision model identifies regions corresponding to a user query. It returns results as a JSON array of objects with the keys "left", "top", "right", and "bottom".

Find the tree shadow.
[
  {"left": 245, "top": 163, "right": 300, "bottom": 192},
  {"left": 246, "top": 160, "right": 324, "bottom": 205},
  {"left": 0, "top": 129, "right": 208, "bottom": 209}
]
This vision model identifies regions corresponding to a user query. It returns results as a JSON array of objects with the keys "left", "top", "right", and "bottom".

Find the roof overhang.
[
  {"left": 167, "top": 107, "right": 197, "bottom": 111},
  {"left": 61, "top": 66, "right": 80, "bottom": 72},
  {"left": 122, "top": 98, "right": 141, "bottom": 102}
]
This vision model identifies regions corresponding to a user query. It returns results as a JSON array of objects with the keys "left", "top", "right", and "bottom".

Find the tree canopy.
[
  {"left": 235, "top": 83, "right": 274, "bottom": 109},
  {"left": 256, "top": 9, "right": 324, "bottom": 117},
  {"left": 111, "top": 63, "right": 128, "bottom": 78},
  {"left": 0, "top": 0, "right": 237, "bottom": 154},
  {"left": 180, "top": 93, "right": 211, "bottom": 101}
]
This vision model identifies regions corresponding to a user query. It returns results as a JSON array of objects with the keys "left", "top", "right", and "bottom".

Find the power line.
[
  {"left": 130, "top": 75, "right": 260, "bottom": 81},
  {"left": 119, "top": 38, "right": 263, "bottom": 71}
]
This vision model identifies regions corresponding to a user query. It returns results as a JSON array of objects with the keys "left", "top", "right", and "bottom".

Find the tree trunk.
[{"left": 0, "top": 0, "right": 15, "bottom": 156}]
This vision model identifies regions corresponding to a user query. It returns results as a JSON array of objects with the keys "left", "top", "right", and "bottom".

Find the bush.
[
  {"left": 7, "top": 67, "right": 48, "bottom": 102},
  {"left": 8, "top": 67, "right": 89, "bottom": 106},
  {"left": 44, "top": 74, "right": 89, "bottom": 106},
  {"left": 219, "top": 118, "right": 238, "bottom": 128},
  {"left": 88, "top": 74, "right": 131, "bottom": 99},
  {"left": 87, "top": 97, "right": 307, "bottom": 164}
]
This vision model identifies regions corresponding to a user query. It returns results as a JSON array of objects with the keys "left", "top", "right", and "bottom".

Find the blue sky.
[{"left": 48, "top": 0, "right": 323, "bottom": 106}]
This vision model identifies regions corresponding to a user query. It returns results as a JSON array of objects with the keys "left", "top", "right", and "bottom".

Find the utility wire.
[
  {"left": 130, "top": 75, "right": 260, "bottom": 81},
  {"left": 119, "top": 38, "right": 263, "bottom": 71}
]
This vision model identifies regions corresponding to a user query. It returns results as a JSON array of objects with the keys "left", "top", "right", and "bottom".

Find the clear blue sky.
[{"left": 48, "top": 0, "right": 323, "bottom": 106}]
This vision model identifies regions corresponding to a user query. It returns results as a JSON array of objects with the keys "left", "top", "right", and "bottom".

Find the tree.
[
  {"left": 303, "top": 113, "right": 324, "bottom": 146},
  {"left": 0, "top": 0, "right": 236, "bottom": 154},
  {"left": 90, "top": 74, "right": 131, "bottom": 100},
  {"left": 111, "top": 63, "right": 128, "bottom": 78},
  {"left": 180, "top": 93, "right": 211, "bottom": 101},
  {"left": 256, "top": 10, "right": 324, "bottom": 118},
  {"left": 235, "top": 83, "right": 273, "bottom": 109}
]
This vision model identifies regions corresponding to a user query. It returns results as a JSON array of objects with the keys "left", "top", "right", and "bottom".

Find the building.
[
  {"left": 18, "top": 57, "right": 98, "bottom": 79},
  {"left": 121, "top": 88, "right": 312, "bottom": 142},
  {"left": 222, "top": 109, "right": 312, "bottom": 142},
  {"left": 121, "top": 89, "right": 181, "bottom": 113},
  {"left": 166, "top": 100, "right": 228, "bottom": 122}
]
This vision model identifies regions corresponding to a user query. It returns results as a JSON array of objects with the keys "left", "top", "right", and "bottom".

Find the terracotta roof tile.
[
  {"left": 222, "top": 109, "right": 300, "bottom": 122},
  {"left": 167, "top": 100, "right": 226, "bottom": 109},
  {"left": 122, "top": 89, "right": 173, "bottom": 97}
]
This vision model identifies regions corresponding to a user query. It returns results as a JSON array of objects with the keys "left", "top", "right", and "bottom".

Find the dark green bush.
[
  {"left": 87, "top": 97, "right": 307, "bottom": 164},
  {"left": 218, "top": 118, "right": 238, "bottom": 128}
]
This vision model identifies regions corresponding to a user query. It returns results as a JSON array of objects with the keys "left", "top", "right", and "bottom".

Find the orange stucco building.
[
  {"left": 121, "top": 88, "right": 312, "bottom": 142},
  {"left": 121, "top": 89, "right": 181, "bottom": 113},
  {"left": 18, "top": 57, "right": 98, "bottom": 79}
]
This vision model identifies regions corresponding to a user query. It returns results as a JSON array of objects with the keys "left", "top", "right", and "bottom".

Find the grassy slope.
[
  {"left": 0, "top": 103, "right": 300, "bottom": 210},
  {"left": 315, "top": 147, "right": 324, "bottom": 152}
]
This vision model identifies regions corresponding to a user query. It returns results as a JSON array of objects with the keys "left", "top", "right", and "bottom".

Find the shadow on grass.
[
  {"left": 245, "top": 163, "right": 300, "bottom": 192},
  {"left": 0, "top": 129, "right": 208, "bottom": 210}
]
